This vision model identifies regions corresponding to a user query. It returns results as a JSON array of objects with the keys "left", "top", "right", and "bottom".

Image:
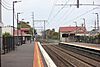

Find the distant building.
[
  {"left": 88, "top": 29, "right": 100, "bottom": 36},
  {"left": 59, "top": 26, "right": 87, "bottom": 42},
  {"left": 2, "top": 26, "right": 14, "bottom": 35},
  {"left": 2, "top": 26, "right": 31, "bottom": 36},
  {"left": 14, "top": 28, "right": 32, "bottom": 44},
  {"left": 2, "top": 26, "right": 32, "bottom": 44}
]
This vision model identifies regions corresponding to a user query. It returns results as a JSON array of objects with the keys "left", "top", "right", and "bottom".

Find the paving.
[{"left": 1, "top": 42, "right": 34, "bottom": 67}]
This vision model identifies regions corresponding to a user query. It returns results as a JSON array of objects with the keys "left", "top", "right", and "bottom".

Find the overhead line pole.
[
  {"left": 12, "top": 1, "right": 21, "bottom": 50},
  {"left": 17, "top": 13, "right": 21, "bottom": 45},
  {"left": 34, "top": 20, "right": 47, "bottom": 40},
  {"left": 0, "top": 0, "right": 2, "bottom": 55},
  {"left": 82, "top": 18, "right": 86, "bottom": 42},
  {"left": 83, "top": 18, "right": 86, "bottom": 28},
  {"left": 95, "top": 13, "right": 99, "bottom": 30},
  {"left": 12, "top": 1, "right": 15, "bottom": 50},
  {"left": 32, "top": 12, "right": 34, "bottom": 41}
]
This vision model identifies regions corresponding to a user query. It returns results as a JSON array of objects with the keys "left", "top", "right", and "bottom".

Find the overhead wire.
[
  {"left": 2, "top": 1, "right": 12, "bottom": 8},
  {"left": 57, "top": 0, "right": 76, "bottom": 23},
  {"left": 47, "top": 0, "right": 58, "bottom": 21},
  {"left": 64, "top": 7, "right": 100, "bottom": 24},
  {"left": 0, "top": 1, "right": 12, "bottom": 10},
  {"left": 0, "top": 3, "right": 12, "bottom": 10},
  {"left": 3, "top": 0, "right": 12, "bottom": 5},
  {"left": 49, "top": 0, "right": 70, "bottom": 22},
  {"left": 47, "top": 0, "right": 58, "bottom": 29}
]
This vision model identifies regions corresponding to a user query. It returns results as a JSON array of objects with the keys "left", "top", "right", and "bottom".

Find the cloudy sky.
[{"left": 2, "top": 0, "right": 100, "bottom": 31}]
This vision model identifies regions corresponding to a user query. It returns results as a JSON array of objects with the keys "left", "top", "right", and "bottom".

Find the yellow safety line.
[{"left": 36, "top": 42, "right": 42, "bottom": 67}]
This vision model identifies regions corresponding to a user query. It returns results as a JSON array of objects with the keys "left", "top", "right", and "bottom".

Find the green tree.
[
  {"left": 46, "top": 29, "right": 59, "bottom": 40},
  {"left": 17, "top": 21, "right": 37, "bottom": 35},
  {"left": 3, "top": 32, "right": 12, "bottom": 37},
  {"left": 97, "top": 33, "right": 100, "bottom": 43},
  {"left": 17, "top": 21, "right": 31, "bottom": 29}
]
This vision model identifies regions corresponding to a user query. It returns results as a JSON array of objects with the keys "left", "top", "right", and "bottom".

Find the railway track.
[
  {"left": 58, "top": 44, "right": 100, "bottom": 62},
  {"left": 43, "top": 44, "right": 100, "bottom": 67},
  {"left": 43, "top": 45, "right": 75, "bottom": 67}
]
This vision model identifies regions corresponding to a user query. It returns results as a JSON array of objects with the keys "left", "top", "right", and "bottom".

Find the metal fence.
[{"left": 2, "top": 37, "right": 19, "bottom": 54}]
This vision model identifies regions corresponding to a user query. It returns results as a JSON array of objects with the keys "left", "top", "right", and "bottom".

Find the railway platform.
[
  {"left": 60, "top": 42, "right": 100, "bottom": 51},
  {"left": 1, "top": 41, "right": 100, "bottom": 67},
  {"left": 1, "top": 41, "right": 57, "bottom": 67},
  {"left": 1, "top": 42, "right": 34, "bottom": 67}
]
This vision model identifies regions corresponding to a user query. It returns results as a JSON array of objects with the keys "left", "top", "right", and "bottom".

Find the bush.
[{"left": 3, "top": 32, "right": 12, "bottom": 37}]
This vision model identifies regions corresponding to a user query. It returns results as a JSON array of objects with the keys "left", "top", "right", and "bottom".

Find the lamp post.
[
  {"left": 82, "top": 18, "right": 86, "bottom": 43},
  {"left": 74, "top": 21, "right": 78, "bottom": 42},
  {"left": 74, "top": 21, "right": 78, "bottom": 33},
  {"left": 95, "top": 13, "right": 99, "bottom": 30},
  {"left": 93, "top": 13, "right": 99, "bottom": 30},
  {"left": 17, "top": 12, "right": 21, "bottom": 45},
  {"left": 13, "top": 1, "right": 21, "bottom": 50}
]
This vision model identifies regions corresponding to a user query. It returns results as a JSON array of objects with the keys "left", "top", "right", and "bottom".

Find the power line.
[
  {"left": 47, "top": 0, "right": 58, "bottom": 21},
  {"left": 57, "top": 0, "right": 76, "bottom": 23},
  {"left": 49, "top": 0, "right": 70, "bottom": 22},
  {"left": 2, "top": 1, "right": 12, "bottom": 8},
  {"left": 3, "top": 0, "right": 12, "bottom": 5},
  {"left": 64, "top": 7, "right": 100, "bottom": 24},
  {"left": 0, "top": 2, "right": 12, "bottom": 10}
]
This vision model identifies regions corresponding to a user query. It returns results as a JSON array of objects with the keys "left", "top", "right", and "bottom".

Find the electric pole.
[
  {"left": 94, "top": 20, "right": 96, "bottom": 30},
  {"left": 44, "top": 20, "right": 46, "bottom": 39},
  {"left": 82, "top": 18, "right": 86, "bottom": 42},
  {"left": 17, "top": 13, "right": 21, "bottom": 45},
  {"left": 74, "top": 21, "right": 78, "bottom": 34},
  {"left": 13, "top": 1, "right": 15, "bottom": 50},
  {"left": 32, "top": 12, "right": 34, "bottom": 41},
  {"left": 83, "top": 18, "right": 86, "bottom": 28},
  {"left": 95, "top": 13, "right": 99, "bottom": 30},
  {"left": 34, "top": 20, "right": 47, "bottom": 40},
  {"left": 0, "top": 0, "right": 1, "bottom": 55},
  {"left": 12, "top": 1, "right": 21, "bottom": 50},
  {"left": 0, "top": 0, "right": 2, "bottom": 54}
]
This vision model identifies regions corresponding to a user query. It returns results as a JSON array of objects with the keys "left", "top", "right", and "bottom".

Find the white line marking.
[{"left": 38, "top": 42, "right": 57, "bottom": 67}]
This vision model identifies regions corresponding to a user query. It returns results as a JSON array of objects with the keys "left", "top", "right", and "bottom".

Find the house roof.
[
  {"left": 59, "top": 26, "right": 87, "bottom": 33},
  {"left": 14, "top": 30, "right": 31, "bottom": 36},
  {"left": 20, "top": 28, "right": 30, "bottom": 31}
]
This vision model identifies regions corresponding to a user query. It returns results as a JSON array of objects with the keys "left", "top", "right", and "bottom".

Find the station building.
[{"left": 59, "top": 26, "right": 87, "bottom": 42}]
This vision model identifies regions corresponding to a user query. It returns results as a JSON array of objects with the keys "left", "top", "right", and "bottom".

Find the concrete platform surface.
[{"left": 1, "top": 42, "right": 34, "bottom": 67}]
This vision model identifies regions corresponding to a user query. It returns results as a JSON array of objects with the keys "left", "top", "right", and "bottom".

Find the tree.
[
  {"left": 3, "top": 32, "right": 12, "bottom": 37},
  {"left": 17, "top": 21, "right": 37, "bottom": 35},
  {"left": 97, "top": 33, "right": 100, "bottom": 43},
  {"left": 17, "top": 21, "right": 31, "bottom": 29},
  {"left": 46, "top": 29, "right": 59, "bottom": 40}
]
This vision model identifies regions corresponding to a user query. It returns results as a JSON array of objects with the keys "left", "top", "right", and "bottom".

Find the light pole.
[
  {"left": 83, "top": 18, "right": 86, "bottom": 28},
  {"left": 13, "top": 1, "right": 21, "bottom": 50},
  {"left": 17, "top": 12, "right": 21, "bottom": 45},
  {"left": 0, "top": 0, "right": 2, "bottom": 56},
  {"left": 74, "top": 21, "right": 78, "bottom": 42},
  {"left": 74, "top": 21, "right": 78, "bottom": 33},
  {"left": 82, "top": 18, "right": 86, "bottom": 43},
  {"left": 44, "top": 20, "right": 46, "bottom": 39},
  {"left": 32, "top": 12, "right": 34, "bottom": 41},
  {"left": 95, "top": 13, "right": 99, "bottom": 30}
]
